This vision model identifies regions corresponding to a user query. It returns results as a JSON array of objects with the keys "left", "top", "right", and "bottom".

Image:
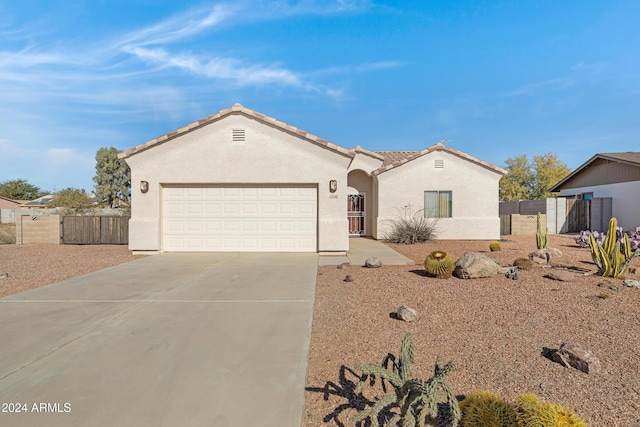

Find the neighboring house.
[
  {"left": 21, "top": 195, "right": 55, "bottom": 208},
  {"left": 119, "top": 104, "right": 506, "bottom": 254},
  {"left": 549, "top": 152, "right": 640, "bottom": 231},
  {"left": 0, "top": 196, "right": 22, "bottom": 209}
]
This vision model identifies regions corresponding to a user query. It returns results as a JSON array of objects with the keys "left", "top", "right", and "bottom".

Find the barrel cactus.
[
  {"left": 459, "top": 390, "right": 519, "bottom": 427},
  {"left": 516, "top": 393, "right": 588, "bottom": 427},
  {"left": 489, "top": 241, "right": 502, "bottom": 252},
  {"left": 425, "top": 250, "right": 454, "bottom": 279}
]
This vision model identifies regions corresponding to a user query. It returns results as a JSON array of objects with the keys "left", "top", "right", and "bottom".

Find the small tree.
[
  {"left": 499, "top": 152, "right": 570, "bottom": 201},
  {"left": 93, "top": 147, "right": 131, "bottom": 208},
  {"left": 51, "top": 188, "right": 94, "bottom": 215},
  {"left": 0, "top": 179, "right": 46, "bottom": 200}
]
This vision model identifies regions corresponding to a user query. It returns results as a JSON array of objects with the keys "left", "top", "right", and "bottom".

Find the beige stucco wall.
[
  {"left": 375, "top": 150, "right": 502, "bottom": 240},
  {"left": 16, "top": 215, "right": 60, "bottom": 244},
  {"left": 124, "top": 113, "right": 351, "bottom": 253}
]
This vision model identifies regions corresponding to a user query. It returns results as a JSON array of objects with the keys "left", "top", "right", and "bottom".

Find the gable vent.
[
  {"left": 434, "top": 159, "right": 444, "bottom": 168},
  {"left": 232, "top": 129, "right": 246, "bottom": 143}
]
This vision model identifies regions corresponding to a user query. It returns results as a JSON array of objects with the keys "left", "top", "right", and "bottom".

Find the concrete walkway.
[
  {"left": 0, "top": 253, "right": 317, "bottom": 427},
  {"left": 319, "top": 237, "right": 415, "bottom": 266}
]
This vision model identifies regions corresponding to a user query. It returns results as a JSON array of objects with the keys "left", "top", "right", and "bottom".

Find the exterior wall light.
[
  {"left": 329, "top": 180, "right": 337, "bottom": 193},
  {"left": 140, "top": 181, "right": 149, "bottom": 193}
]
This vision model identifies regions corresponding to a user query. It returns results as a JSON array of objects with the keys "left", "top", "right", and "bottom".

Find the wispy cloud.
[
  {"left": 503, "top": 77, "right": 575, "bottom": 97},
  {"left": 117, "top": 4, "right": 235, "bottom": 47}
]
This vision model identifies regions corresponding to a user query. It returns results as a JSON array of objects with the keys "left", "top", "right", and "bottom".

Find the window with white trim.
[{"left": 424, "top": 191, "right": 452, "bottom": 218}]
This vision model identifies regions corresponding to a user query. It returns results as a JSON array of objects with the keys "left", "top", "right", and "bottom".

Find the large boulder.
[
  {"left": 396, "top": 305, "right": 418, "bottom": 322},
  {"left": 364, "top": 257, "right": 382, "bottom": 268},
  {"left": 453, "top": 252, "right": 508, "bottom": 279},
  {"left": 529, "top": 247, "right": 563, "bottom": 265},
  {"left": 552, "top": 342, "right": 601, "bottom": 374}
]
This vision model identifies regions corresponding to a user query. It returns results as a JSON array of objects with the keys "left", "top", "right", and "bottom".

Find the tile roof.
[
  {"left": 372, "top": 142, "right": 507, "bottom": 175},
  {"left": 118, "top": 104, "right": 506, "bottom": 177},
  {"left": 118, "top": 103, "right": 354, "bottom": 159}
]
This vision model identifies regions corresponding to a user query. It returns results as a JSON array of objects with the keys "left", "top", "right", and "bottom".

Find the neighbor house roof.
[
  {"left": 118, "top": 103, "right": 354, "bottom": 160},
  {"left": 21, "top": 194, "right": 55, "bottom": 208},
  {"left": 549, "top": 152, "right": 640, "bottom": 192},
  {"left": 0, "top": 196, "right": 22, "bottom": 209},
  {"left": 372, "top": 142, "right": 507, "bottom": 175}
]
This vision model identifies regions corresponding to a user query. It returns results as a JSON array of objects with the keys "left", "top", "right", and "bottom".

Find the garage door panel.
[{"left": 163, "top": 185, "right": 317, "bottom": 252}]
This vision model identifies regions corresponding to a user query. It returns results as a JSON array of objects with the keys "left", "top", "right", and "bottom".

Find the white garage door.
[{"left": 162, "top": 185, "right": 317, "bottom": 252}]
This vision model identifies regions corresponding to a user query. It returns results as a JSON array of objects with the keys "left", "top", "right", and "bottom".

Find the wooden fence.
[
  {"left": 61, "top": 216, "right": 129, "bottom": 244},
  {"left": 565, "top": 199, "right": 590, "bottom": 233}
]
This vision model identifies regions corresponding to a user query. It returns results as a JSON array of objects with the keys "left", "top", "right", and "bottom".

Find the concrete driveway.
[{"left": 0, "top": 252, "right": 317, "bottom": 427}]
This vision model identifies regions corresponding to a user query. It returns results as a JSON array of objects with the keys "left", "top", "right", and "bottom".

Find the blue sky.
[{"left": 1, "top": 0, "right": 639, "bottom": 193}]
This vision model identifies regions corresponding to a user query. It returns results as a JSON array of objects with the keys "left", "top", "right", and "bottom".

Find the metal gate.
[{"left": 347, "top": 194, "right": 365, "bottom": 235}]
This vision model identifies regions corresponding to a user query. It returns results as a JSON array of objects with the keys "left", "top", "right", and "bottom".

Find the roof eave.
[{"left": 118, "top": 104, "right": 354, "bottom": 160}]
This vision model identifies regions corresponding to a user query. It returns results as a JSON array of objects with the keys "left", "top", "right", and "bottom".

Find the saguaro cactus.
[{"left": 588, "top": 217, "right": 639, "bottom": 278}]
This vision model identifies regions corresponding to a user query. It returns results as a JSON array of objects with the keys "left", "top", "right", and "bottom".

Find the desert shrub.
[
  {"left": 0, "top": 224, "right": 16, "bottom": 244},
  {"left": 459, "top": 390, "right": 519, "bottom": 427},
  {"left": 489, "top": 241, "right": 502, "bottom": 252},
  {"left": 424, "top": 250, "right": 454, "bottom": 279},
  {"left": 513, "top": 258, "right": 533, "bottom": 271},
  {"left": 354, "top": 333, "right": 460, "bottom": 427},
  {"left": 384, "top": 209, "right": 438, "bottom": 244}
]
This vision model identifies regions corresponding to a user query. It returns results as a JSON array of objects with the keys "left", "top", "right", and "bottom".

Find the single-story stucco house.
[
  {"left": 549, "top": 152, "right": 640, "bottom": 231},
  {"left": 119, "top": 104, "right": 506, "bottom": 254}
]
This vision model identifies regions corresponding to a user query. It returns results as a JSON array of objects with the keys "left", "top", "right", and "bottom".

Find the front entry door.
[{"left": 348, "top": 194, "right": 365, "bottom": 235}]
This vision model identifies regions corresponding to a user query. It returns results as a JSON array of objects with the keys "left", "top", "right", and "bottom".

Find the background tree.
[
  {"left": 93, "top": 147, "right": 131, "bottom": 208},
  {"left": 499, "top": 152, "right": 570, "bottom": 201},
  {"left": 51, "top": 188, "right": 94, "bottom": 214},
  {"left": 0, "top": 179, "right": 46, "bottom": 200}
]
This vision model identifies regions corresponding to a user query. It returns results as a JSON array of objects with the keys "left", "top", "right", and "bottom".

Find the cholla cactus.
[
  {"left": 354, "top": 333, "right": 461, "bottom": 427},
  {"left": 536, "top": 212, "right": 548, "bottom": 249}
]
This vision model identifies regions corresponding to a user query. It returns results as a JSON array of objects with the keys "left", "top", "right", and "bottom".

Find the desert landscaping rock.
[
  {"left": 0, "top": 273, "right": 8, "bottom": 279},
  {"left": 609, "top": 285, "right": 619, "bottom": 291},
  {"left": 344, "top": 275, "right": 353, "bottom": 282},
  {"left": 623, "top": 280, "right": 640, "bottom": 289},
  {"left": 552, "top": 342, "right": 602, "bottom": 374},
  {"left": 545, "top": 271, "right": 575, "bottom": 282},
  {"left": 337, "top": 262, "right": 351, "bottom": 270},
  {"left": 364, "top": 257, "right": 382, "bottom": 268},
  {"left": 453, "top": 252, "right": 507, "bottom": 279},
  {"left": 396, "top": 305, "right": 417, "bottom": 322},
  {"left": 529, "top": 249, "right": 551, "bottom": 264}
]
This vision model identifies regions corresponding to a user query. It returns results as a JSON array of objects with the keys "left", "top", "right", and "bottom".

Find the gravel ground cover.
[
  {"left": 0, "top": 244, "right": 142, "bottom": 298},
  {"left": 304, "top": 234, "right": 640, "bottom": 426},
  {"left": 2, "top": 236, "right": 640, "bottom": 425}
]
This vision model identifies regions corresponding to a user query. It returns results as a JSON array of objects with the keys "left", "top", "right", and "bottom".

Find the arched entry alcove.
[{"left": 347, "top": 169, "right": 374, "bottom": 236}]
